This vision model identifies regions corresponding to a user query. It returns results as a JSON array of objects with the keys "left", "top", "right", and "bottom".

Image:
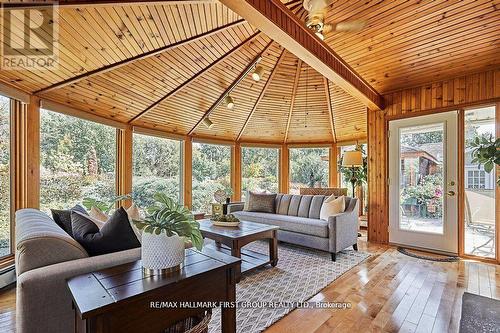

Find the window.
[
  {"left": 289, "top": 148, "right": 329, "bottom": 195},
  {"left": 192, "top": 143, "right": 231, "bottom": 213},
  {"left": 466, "top": 170, "right": 486, "bottom": 189},
  {"left": 132, "top": 133, "right": 182, "bottom": 208},
  {"left": 241, "top": 147, "right": 279, "bottom": 199},
  {"left": 0, "top": 96, "right": 10, "bottom": 257},
  {"left": 40, "top": 109, "right": 117, "bottom": 212}
]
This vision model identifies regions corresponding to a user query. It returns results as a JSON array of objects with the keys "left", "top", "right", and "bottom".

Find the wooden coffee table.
[{"left": 199, "top": 219, "right": 279, "bottom": 282}]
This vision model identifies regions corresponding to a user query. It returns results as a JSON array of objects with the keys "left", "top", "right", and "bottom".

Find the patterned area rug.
[{"left": 208, "top": 241, "right": 369, "bottom": 333}]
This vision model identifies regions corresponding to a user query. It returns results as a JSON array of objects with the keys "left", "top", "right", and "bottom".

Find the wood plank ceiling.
[{"left": 1, "top": 0, "right": 498, "bottom": 143}]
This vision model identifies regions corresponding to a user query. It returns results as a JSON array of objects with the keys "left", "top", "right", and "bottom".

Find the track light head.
[
  {"left": 202, "top": 117, "right": 214, "bottom": 129},
  {"left": 252, "top": 65, "right": 265, "bottom": 81},
  {"left": 225, "top": 95, "right": 234, "bottom": 110}
]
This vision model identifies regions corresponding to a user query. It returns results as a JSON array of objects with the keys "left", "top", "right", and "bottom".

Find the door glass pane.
[
  {"left": 0, "top": 96, "right": 10, "bottom": 257},
  {"left": 399, "top": 123, "right": 444, "bottom": 234},
  {"left": 464, "top": 106, "right": 496, "bottom": 258}
]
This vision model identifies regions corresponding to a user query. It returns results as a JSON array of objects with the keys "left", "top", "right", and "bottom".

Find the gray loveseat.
[
  {"left": 15, "top": 209, "right": 141, "bottom": 333},
  {"left": 229, "top": 194, "right": 359, "bottom": 261}
]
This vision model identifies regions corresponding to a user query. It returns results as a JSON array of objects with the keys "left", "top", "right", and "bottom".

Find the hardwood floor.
[{"left": 0, "top": 234, "right": 498, "bottom": 333}]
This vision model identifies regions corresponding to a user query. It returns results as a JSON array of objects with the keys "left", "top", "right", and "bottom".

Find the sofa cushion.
[
  {"left": 297, "top": 195, "right": 313, "bottom": 218},
  {"left": 50, "top": 204, "right": 88, "bottom": 237},
  {"left": 232, "top": 211, "right": 328, "bottom": 238},
  {"left": 15, "top": 209, "right": 89, "bottom": 276},
  {"left": 245, "top": 192, "right": 276, "bottom": 213},
  {"left": 309, "top": 195, "right": 326, "bottom": 219},
  {"left": 277, "top": 194, "right": 292, "bottom": 215},
  {"left": 71, "top": 208, "right": 140, "bottom": 256},
  {"left": 287, "top": 195, "right": 302, "bottom": 216}
]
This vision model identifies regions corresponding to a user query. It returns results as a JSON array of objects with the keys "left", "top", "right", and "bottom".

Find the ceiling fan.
[{"left": 303, "top": 0, "right": 366, "bottom": 40}]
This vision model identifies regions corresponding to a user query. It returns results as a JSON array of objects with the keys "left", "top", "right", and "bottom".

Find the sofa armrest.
[
  {"left": 327, "top": 199, "right": 359, "bottom": 253},
  {"left": 16, "top": 248, "right": 141, "bottom": 333},
  {"left": 227, "top": 202, "right": 244, "bottom": 214}
]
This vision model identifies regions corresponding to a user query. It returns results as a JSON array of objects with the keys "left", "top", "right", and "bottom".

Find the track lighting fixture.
[
  {"left": 252, "top": 65, "right": 265, "bottom": 81},
  {"left": 202, "top": 117, "right": 213, "bottom": 129},
  {"left": 225, "top": 95, "right": 234, "bottom": 110}
]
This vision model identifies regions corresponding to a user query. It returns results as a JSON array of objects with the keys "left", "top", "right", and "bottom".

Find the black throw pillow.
[
  {"left": 51, "top": 204, "right": 88, "bottom": 237},
  {"left": 71, "top": 207, "right": 141, "bottom": 256}
]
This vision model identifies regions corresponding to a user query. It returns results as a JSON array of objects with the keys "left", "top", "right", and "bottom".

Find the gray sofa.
[
  {"left": 229, "top": 194, "right": 359, "bottom": 260},
  {"left": 15, "top": 209, "right": 141, "bottom": 333}
]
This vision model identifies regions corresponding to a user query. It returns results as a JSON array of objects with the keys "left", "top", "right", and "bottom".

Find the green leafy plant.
[
  {"left": 82, "top": 194, "right": 132, "bottom": 213},
  {"left": 133, "top": 193, "right": 203, "bottom": 250},
  {"left": 467, "top": 133, "right": 500, "bottom": 185}
]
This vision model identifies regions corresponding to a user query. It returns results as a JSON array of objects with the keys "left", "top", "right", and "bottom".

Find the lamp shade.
[{"left": 342, "top": 150, "right": 363, "bottom": 167}]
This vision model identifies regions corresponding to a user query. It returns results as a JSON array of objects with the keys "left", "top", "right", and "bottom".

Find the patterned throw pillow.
[{"left": 245, "top": 191, "right": 277, "bottom": 213}]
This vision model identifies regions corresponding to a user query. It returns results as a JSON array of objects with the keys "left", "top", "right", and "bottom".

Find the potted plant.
[
  {"left": 467, "top": 133, "right": 500, "bottom": 185},
  {"left": 133, "top": 192, "right": 203, "bottom": 274}
]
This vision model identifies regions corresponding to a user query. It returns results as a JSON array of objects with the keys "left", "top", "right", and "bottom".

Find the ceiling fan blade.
[{"left": 334, "top": 20, "right": 367, "bottom": 32}]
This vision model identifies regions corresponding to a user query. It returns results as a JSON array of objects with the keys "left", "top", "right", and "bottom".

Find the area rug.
[
  {"left": 208, "top": 241, "right": 370, "bottom": 333},
  {"left": 459, "top": 292, "right": 500, "bottom": 333}
]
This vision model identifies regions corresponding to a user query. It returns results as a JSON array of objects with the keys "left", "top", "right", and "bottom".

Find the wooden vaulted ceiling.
[{"left": 1, "top": 0, "right": 498, "bottom": 144}]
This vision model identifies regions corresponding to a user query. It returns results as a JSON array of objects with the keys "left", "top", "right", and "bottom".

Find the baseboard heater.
[{"left": 0, "top": 265, "right": 16, "bottom": 289}]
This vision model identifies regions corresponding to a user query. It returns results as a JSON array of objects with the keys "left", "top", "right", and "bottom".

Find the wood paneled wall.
[{"left": 368, "top": 69, "right": 500, "bottom": 244}]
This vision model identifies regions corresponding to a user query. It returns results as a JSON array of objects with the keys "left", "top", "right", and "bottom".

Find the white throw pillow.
[
  {"left": 89, "top": 206, "right": 109, "bottom": 223},
  {"left": 323, "top": 193, "right": 337, "bottom": 203},
  {"left": 320, "top": 196, "right": 345, "bottom": 221},
  {"left": 126, "top": 203, "right": 143, "bottom": 243}
]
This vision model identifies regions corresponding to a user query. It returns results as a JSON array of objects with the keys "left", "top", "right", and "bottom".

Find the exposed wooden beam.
[
  {"left": 236, "top": 47, "right": 287, "bottom": 141},
  {"left": 283, "top": 59, "right": 302, "bottom": 144},
  {"left": 323, "top": 78, "right": 337, "bottom": 143},
  {"left": 129, "top": 31, "right": 261, "bottom": 124},
  {"left": 2, "top": 0, "right": 215, "bottom": 8},
  {"left": 219, "top": 0, "right": 384, "bottom": 110},
  {"left": 34, "top": 19, "right": 246, "bottom": 94},
  {"left": 187, "top": 45, "right": 272, "bottom": 136}
]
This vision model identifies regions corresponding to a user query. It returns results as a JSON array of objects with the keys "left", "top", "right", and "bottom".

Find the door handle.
[{"left": 446, "top": 190, "right": 455, "bottom": 196}]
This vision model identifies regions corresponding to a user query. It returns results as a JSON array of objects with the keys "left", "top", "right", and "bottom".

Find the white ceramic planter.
[{"left": 141, "top": 232, "right": 185, "bottom": 274}]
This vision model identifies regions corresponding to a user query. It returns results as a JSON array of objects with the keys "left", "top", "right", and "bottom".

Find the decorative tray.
[{"left": 211, "top": 220, "right": 241, "bottom": 227}]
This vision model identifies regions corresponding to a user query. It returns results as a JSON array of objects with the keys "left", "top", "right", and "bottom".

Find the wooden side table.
[{"left": 67, "top": 248, "right": 240, "bottom": 333}]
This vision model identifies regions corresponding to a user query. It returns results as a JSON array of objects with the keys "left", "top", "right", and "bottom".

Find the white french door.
[{"left": 388, "top": 111, "right": 458, "bottom": 254}]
